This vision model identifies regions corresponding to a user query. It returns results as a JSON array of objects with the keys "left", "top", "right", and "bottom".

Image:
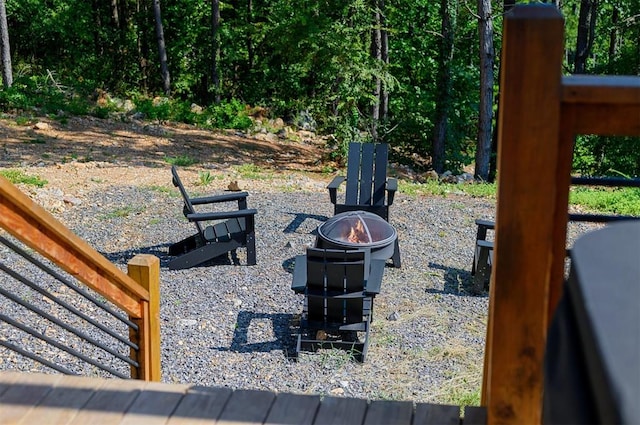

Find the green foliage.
[
  {"left": 232, "top": 164, "right": 271, "bottom": 180},
  {"left": 0, "top": 169, "right": 48, "bottom": 187},
  {"left": 197, "top": 171, "right": 216, "bottom": 186},
  {"left": 573, "top": 135, "right": 640, "bottom": 177},
  {"left": 100, "top": 206, "right": 144, "bottom": 220},
  {"left": 1, "top": 0, "right": 638, "bottom": 176},
  {"left": 570, "top": 187, "right": 640, "bottom": 216},
  {"left": 208, "top": 100, "right": 253, "bottom": 130},
  {"left": 398, "top": 180, "right": 496, "bottom": 198},
  {"left": 164, "top": 155, "right": 198, "bottom": 167}
]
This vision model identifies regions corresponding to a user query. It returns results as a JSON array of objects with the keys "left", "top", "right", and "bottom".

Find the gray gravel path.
[{"left": 0, "top": 173, "right": 601, "bottom": 404}]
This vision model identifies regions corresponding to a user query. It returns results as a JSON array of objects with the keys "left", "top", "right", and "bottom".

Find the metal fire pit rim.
[{"left": 316, "top": 210, "right": 397, "bottom": 249}]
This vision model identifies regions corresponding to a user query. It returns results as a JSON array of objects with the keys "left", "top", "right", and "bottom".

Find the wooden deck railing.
[
  {"left": 0, "top": 5, "right": 638, "bottom": 423},
  {"left": 484, "top": 5, "right": 640, "bottom": 424},
  {"left": 0, "top": 175, "right": 161, "bottom": 381}
]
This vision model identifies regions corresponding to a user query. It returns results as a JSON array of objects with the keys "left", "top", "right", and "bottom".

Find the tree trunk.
[
  {"left": 431, "top": 0, "right": 456, "bottom": 174},
  {"left": 0, "top": 0, "right": 12, "bottom": 88},
  {"left": 608, "top": 7, "right": 618, "bottom": 68},
  {"left": 152, "top": 0, "right": 170, "bottom": 94},
  {"left": 211, "top": 0, "right": 221, "bottom": 103},
  {"left": 380, "top": 0, "right": 389, "bottom": 121},
  {"left": 247, "top": 0, "right": 253, "bottom": 71},
  {"left": 574, "top": 0, "right": 598, "bottom": 74},
  {"left": 137, "top": 0, "right": 150, "bottom": 93},
  {"left": 474, "top": 0, "right": 494, "bottom": 181},
  {"left": 371, "top": 1, "right": 382, "bottom": 141},
  {"left": 111, "top": 0, "right": 120, "bottom": 28},
  {"left": 488, "top": 0, "right": 516, "bottom": 182}
]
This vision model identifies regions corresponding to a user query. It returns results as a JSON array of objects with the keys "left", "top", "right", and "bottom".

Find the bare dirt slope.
[{"left": 0, "top": 115, "right": 333, "bottom": 193}]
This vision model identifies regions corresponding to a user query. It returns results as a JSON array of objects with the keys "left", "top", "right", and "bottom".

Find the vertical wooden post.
[
  {"left": 128, "top": 254, "right": 161, "bottom": 381},
  {"left": 483, "top": 5, "right": 564, "bottom": 424}
]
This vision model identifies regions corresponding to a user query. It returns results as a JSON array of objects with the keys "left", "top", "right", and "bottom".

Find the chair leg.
[
  {"left": 474, "top": 242, "right": 493, "bottom": 293},
  {"left": 245, "top": 229, "right": 257, "bottom": 266},
  {"left": 391, "top": 238, "right": 401, "bottom": 268}
]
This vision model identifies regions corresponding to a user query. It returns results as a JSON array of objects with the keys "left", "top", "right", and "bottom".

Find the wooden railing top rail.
[
  {"left": 562, "top": 75, "right": 640, "bottom": 105},
  {"left": 0, "top": 175, "right": 149, "bottom": 318}
]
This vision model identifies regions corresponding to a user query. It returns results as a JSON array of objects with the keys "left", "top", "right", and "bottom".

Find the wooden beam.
[
  {"left": 562, "top": 75, "right": 640, "bottom": 105},
  {"left": 128, "top": 254, "right": 162, "bottom": 381},
  {"left": 0, "top": 176, "right": 148, "bottom": 317},
  {"left": 561, "top": 103, "right": 640, "bottom": 136},
  {"left": 484, "top": 5, "right": 564, "bottom": 424}
]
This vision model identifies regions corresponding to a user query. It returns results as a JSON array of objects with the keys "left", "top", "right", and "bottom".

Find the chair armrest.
[
  {"left": 477, "top": 239, "right": 494, "bottom": 249},
  {"left": 475, "top": 219, "right": 495, "bottom": 242},
  {"left": 190, "top": 192, "right": 249, "bottom": 205},
  {"left": 475, "top": 218, "right": 495, "bottom": 229},
  {"left": 386, "top": 178, "right": 398, "bottom": 205},
  {"left": 364, "top": 259, "right": 385, "bottom": 295},
  {"left": 186, "top": 209, "right": 257, "bottom": 222},
  {"left": 291, "top": 255, "right": 307, "bottom": 293},
  {"left": 327, "top": 176, "right": 345, "bottom": 205}
]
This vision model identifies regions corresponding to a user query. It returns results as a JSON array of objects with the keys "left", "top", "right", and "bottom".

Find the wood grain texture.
[
  {"left": 0, "top": 371, "right": 485, "bottom": 424},
  {"left": 485, "top": 5, "right": 564, "bottom": 424},
  {"left": 128, "top": 254, "right": 162, "bottom": 381},
  {"left": 0, "top": 176, "right": 148, "bottom": 317}
]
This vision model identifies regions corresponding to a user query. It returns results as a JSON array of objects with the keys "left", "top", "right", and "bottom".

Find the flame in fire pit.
[
  {"left": 317, "top": 210, "right": 396, "bottom": 249},
  {"left": 344, "top": 218, "right": 372, "bottom": 244}
]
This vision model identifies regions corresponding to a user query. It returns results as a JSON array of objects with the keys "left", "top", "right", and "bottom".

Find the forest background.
[{"left": 0, "top": 0, "right": 638, "bottom": 180}]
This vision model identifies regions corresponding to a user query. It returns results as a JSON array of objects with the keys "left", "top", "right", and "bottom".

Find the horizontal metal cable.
[
  {"left": 0, "top": 314, "right": 131, "bottom": 379},
  {"left": 0, "top": 285, "right": 137, "bottom": 368},
  {"left": 0, "top": 261, "right": 138, "bottom": 351},
  {"left": 0, "top": 339, "right": 77, "bottom": 375},
  {"left": 569, "top": 214, "right": 640, "bottom": 223},
  {"left": 0, "top": 236, "right": 137, "bottom": 331},
  {"left": 571, "top": 176, "right": 640, "bottom": 187}
]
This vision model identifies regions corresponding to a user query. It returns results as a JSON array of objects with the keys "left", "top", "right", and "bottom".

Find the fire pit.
[{"left": 316, "top": 210, "right": 397, "bottom": 261}]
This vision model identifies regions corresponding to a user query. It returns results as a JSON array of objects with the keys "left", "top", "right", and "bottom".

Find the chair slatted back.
[
  {"left": 305, "top": 248, "right": 369, "bottom": 326},
  {"left": 171, "top": 166, "right": 204, "bottom": 235},
  {"left": 344, "top": 143, "right": 389, "bottom": 207}
]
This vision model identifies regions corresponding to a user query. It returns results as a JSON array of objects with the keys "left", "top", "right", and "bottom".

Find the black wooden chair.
[
  {"left": 471, "top": 219, "right": 494, "bottom": 293},
  {"left": 168, "top": 165, "right": 257, "bottom": 270},
  {"left": 327, "top": 142, "right": 401, "bottom": 267},
  {"left": 291, "top": 248, "right": 385, "bottom": 362},
  {"left": 471, "top": 178, "right": 640, "bottom": 293}
]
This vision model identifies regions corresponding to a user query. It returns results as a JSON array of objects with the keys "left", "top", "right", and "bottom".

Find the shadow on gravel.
[
  {"left": 101, "top": 244, "right": 239, "bottom": 269},
  {"left": 426, "top": 262, "right": 485, "bottom": 297},
  {"left": 281, "top": 257, "right": 297, "bottom": 274},
  {"left": 282, "top": 212, "right": 327, "bottom": 234},
  {"left": 212, "top": 310, "right": 296, "bottom": 356}
]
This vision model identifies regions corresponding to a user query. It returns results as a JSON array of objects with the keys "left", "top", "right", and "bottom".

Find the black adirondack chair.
[
  {"left": 471, "top": 219, "right": 494, "bottom": 293},
  {"left": 291, "top": 247, "right": 385, "bottom": 362},
  {"left": 471, "top": 178, "right": 640, "bottom": 293},
  {"left": 327, "top": 142, "right": 401, "bottom": 267},
  {"left": 168, "top": 166, "right": 257, "bottom": 270}
]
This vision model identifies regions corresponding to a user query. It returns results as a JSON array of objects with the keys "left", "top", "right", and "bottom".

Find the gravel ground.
[{"left": 0, "top": 164, "right": 601, "bottom": 405}]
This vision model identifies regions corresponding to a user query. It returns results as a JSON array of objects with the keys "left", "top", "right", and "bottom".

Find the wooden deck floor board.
[
  {"left": 364, "top": 400, "right": 414, "bottom": 425},
  {"left": 413, "top": 403, "right": 460, "bottom": 425},
  {"left": 119, "top": 381, "right": 190, "bottom": 425},
  {"left": 0, "top": 371, "right": 486, "bottom": 424},
  {"left": 264, "top": 392, "right": 321, "bottom": 425},
  {"left": 314, "top": 396, "right": 369, "bottom": 425},
  {"left": 68, "top": 377, "right": 144, "bottom": 425},
  {"left": 0, "top": 371, "right": 22, "bottom": 397},
  {"left": 18, "top": 375, "right": 107, "bottom": 425},
  {"left": 167, "top": 385, "right": 233, "bottom": 425},
  {"left": 216, "top": 389, "right": 276, "bottom": 425},
  {"left": 0, "top": 372, "right": 63, "bottom": 424}
]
